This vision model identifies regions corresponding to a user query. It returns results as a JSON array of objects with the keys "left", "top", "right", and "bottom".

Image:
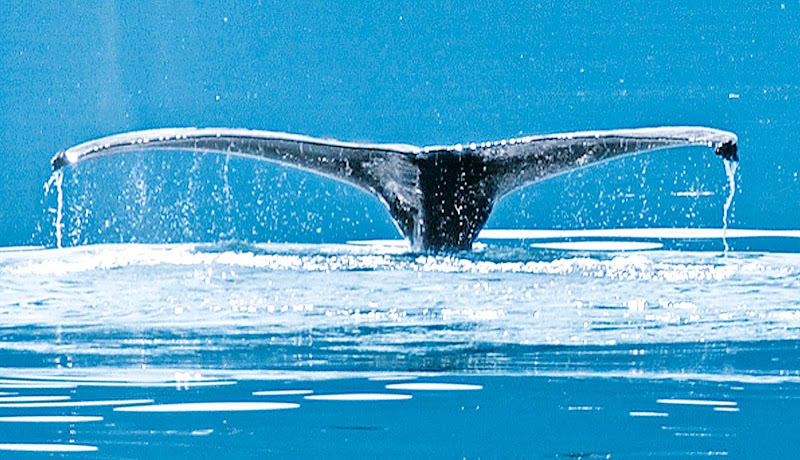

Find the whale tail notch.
[{"left": 52, "top": 126, "right": 738, "bottom": 251}]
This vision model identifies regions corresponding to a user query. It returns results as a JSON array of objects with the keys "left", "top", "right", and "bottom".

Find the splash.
[
  {"left": 221, "top": 154, "right": 236, "bottom": 238},
  {"left": 44, "top": 170, "right": 65, "bottom": 249},
  {"left": 722, "top": 160, "right": 738, "bottom": 255}
]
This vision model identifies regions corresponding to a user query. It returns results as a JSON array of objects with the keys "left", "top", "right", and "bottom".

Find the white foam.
[
  {"left": 529, "top": 241, "right": 662, "bottom": 251},
  {"left": 252, "top": 390, "right": 313, "bottom": 396},
  {"left": 385, "top": 383, "right": 482, "bottom": 391},
  {"left": 305, "top": 393, "right": 412, "bottom": 401},
  {"left": 0, "top": 398, "right": 153, "bottom": 408},
  {"left": 629, "top": 411, "right": 669, "bottom": 417},
  {"left": 0, "top": 396, "right": 70, "bottom": 403},
  {"left": 0, "top": 443, "right": 98, "bottom": 452},
  {"left": 114, "top": 402, "right": 299, "bottom": 412},
  {"left": 657, "top": 398, "right": 737, "bottom": 407},
  {"left": 0, "top": 415, "right": 103, "bottom": 423}
]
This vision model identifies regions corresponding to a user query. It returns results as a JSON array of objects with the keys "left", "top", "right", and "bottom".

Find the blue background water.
[{"left": 2, "top": 1, "right": 800, "bottom": 246}]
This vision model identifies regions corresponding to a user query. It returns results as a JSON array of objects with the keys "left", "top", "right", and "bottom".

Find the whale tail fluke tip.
[
  {"left": 51, "top": 151, "right": 68, "bottom": 171},
  {"left": 715, "top": 139, "right": 738, "bottom": 162}
]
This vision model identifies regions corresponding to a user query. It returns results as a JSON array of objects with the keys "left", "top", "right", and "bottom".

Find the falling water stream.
[
  {"left": 722, "top": 159, "right": 739, "bottom": 256},
  {"left": 44, "top": 170, "right": 64, "bottom": 249}
]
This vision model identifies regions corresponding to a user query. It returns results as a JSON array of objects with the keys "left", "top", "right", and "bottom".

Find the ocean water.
[{"left": 1, "top": 239, "right": 799, "bottom": 458}]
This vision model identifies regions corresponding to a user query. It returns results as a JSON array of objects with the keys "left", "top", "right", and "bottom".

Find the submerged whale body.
[{"left": 52, "top": 126, "right": 738, "bottom": 251}]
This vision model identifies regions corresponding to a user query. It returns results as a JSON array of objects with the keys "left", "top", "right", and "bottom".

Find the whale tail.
[{"left": 52, "top": 126, "right": 738, "bottom": 251}]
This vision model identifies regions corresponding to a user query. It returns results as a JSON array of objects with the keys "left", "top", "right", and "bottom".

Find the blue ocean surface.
[{"left": 1, "top": 239, "right": 800, "bottom": 457}]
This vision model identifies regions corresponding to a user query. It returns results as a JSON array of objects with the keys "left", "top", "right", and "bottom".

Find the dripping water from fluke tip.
[
  {"left": 44, "top": 170, "right": 64, "bottom": 249},
  {"left": 722, "top": 159, "right": 738, "bottom": 256}
]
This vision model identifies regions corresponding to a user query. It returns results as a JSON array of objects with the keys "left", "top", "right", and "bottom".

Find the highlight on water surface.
[
  {"left": 253, "top": 390, "right": 314, "bottom": 396},
  {"left": 305, "top": 393, "right": 413, "bottom": 401},
  {"left": 0, "top": 398, "right": 154, "bottom": 408},
  {"left": 114, "top": 402, "right": 300, "bottom": 412},
  {"left": 0, "top": 396, "right": 70, "bottom": 403},
  {"left": 384, "top": 382, "right": 483, "bottom": 391},
  {"left": 629, "top": 411, "right": 669, "bottom": 417},
  {"left": 656, "top": 398, "right": 738, "bottom": 407},
  {"left": 0, "top": 443, "right": 98, "bottom": 453},
  {"left": 0, "top": 415, "right": 103, "bottom": 423}
]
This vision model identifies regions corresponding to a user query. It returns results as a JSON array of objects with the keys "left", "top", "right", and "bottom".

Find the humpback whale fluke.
[{"left": 51, "top": 126, "right": 738, "bottom": 251}]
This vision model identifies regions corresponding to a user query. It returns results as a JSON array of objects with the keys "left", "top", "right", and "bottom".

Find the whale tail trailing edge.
[{"left": 52, "top": 126, "right": 738, "bottom": 251}]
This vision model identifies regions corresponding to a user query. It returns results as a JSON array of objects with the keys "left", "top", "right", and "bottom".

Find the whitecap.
[
  {"left": 385, "top": 383, "right": 482, "bottom": 391},
  {"left": 629, "top": 411, "right": 669, "bottom": 417},
  {"left": 114, "top": 402, "right": 299, "bottom": 412}
]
